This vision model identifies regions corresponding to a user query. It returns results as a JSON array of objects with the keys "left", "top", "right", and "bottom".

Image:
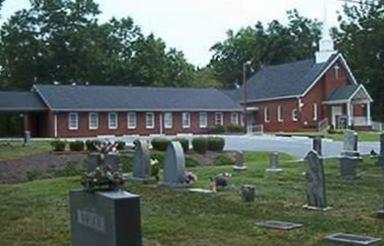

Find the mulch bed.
[{"left": 0, "top": 152, "right": 86, "bottom": 184}]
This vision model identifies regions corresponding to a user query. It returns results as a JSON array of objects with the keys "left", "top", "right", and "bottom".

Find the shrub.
[
  {"left": 207, "top": 137, "right": 225, "bottom": 152},
  {"left": 209, "top": 125, "right": 225, "bottom": 134},
  {"left": 214, "top": 154, "right": 235, "bottom": 166},
  {"left": 226, "top": 124, "right": 245, "bottom": 133},
  {"left": 69, "top": 141, "right": 85, "bottom": 152},
  {"left": 115, "top": 141, "right": 126, "bottom": 150},
  {"left": 327, "top": 125, "right": 336, "bottom": 134},
  {"left": 50, "top": 140, "right": 66, "bottom": 152},
  {"left": 85, "top": 140, "right": 101, "bottom": 152},
  {"left": 26, "top": 170, "right": 41, "bottom": 181},
  {"left": 151, "top": 138, "right": 171, "bottom": 151},
  {"left": 192, "top": 137, "right": 208, "bottom": 154},
  {"left": 173, "top": 138, "right": 189, "bottom": 152}
]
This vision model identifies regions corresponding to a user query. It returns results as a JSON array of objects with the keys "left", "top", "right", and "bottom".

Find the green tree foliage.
[
  {"left": 0, "top": 0, "right": 196, "bottom": 89},
  {"left": 209, "top": 9, "right": 322, "bottom": 88},
  {"left": 333, "top": 0, "right": 384, "bottom": 120}
]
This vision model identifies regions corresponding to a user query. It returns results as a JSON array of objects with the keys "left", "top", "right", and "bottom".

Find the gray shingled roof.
[
  {"left": 224, "top": 54, "right": 340, "bottom": 103},
  {"left": 326, "top": 85, "right": 359, "bottom": 101},
  {"left": 33, "top": 85, "right": 242, "bottom": 112},
  {"left": 0, "top": 91, "right": 47, "bottom": 111}
]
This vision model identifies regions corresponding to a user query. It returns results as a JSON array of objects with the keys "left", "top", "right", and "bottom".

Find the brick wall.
[{"left": 53, "top": 111, "right": 240, "bottom": 138}]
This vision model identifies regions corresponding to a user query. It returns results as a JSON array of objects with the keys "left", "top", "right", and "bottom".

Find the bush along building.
[
  {"left": 0, "top": 34, "right": 373, "bottom": 137},
  {"left": 225, "top": 34, "right": 373, "bottom": 133}
]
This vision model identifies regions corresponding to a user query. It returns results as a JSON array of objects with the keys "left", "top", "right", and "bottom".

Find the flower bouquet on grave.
[
  {"left": 82, "top": 141, "right": 125, "bottom": 192},
  {"left": 82, "top": 164, "right": 125, "bottom": 192}
]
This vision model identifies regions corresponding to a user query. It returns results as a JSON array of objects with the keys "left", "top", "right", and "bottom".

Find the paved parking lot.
[
  {"left": 223, "top": 135, "right": 379, "bottom": 159},
  {"left": 121, "top": 134, "right": 380, "bottom": 160}
]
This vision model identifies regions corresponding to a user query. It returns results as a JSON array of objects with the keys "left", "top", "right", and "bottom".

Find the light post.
[{"left": 243, "top": 61, "right": 252, "bottom": 134}]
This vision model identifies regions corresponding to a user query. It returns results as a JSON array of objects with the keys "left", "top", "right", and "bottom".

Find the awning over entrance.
[
  {"left": 322, "top": 84, "right": 373, "bottom": 105},
  {"left": 0, "top": 91, "right": 47, "bottom": 112}
]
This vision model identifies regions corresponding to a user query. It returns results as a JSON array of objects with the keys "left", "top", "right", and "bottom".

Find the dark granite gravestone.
[
  {"left": 233, "top": 151, "right": 247, "bottom": 171},
  {"left": 240, "top": 184, "right": 255, "bottom": 202},
  {"left": 131, "top": 140, "right": 155, "bottom": 183},
  {"left": 325, "top": 233, "right": 381, "bottom": 245},
  {"left": 256, "top": 220, "right": 303, "bottom": 230},
  {"left": 69, "top": 189, "right": 142, "bottom": 246},
  {"left": 162, "top": 141, "right": 187, "bottom": 187},
  {"left": 266, "top": 152, "right": 283, "bottom": 173},
  {"left": 313, "top": 137, "right": 322, "bottom": 156},
  {"left": 339, "top": 156, "right": 359, "bottom": 179},
  {"left": 304, "top": 150, "right": 330, "bottom": 210},
  {"left": 339, "top": 130, "right": 361, "bottom": 179}
]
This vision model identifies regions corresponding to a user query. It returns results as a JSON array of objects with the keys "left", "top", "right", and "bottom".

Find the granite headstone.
[
  {"left": 325, "top": 233, "right": 381, "bottom": 246},
  {"left": 304, "top": 150, "right": 329, "bottom": 210},
  {"left": 240, "top": 184, "right": 255, "bottom": 202},
  {"left": 69, "top": 189, "right": 142, "bottom": 246},
  {"left": 266, "top": 152, "right": 283, "bottom": 173},
  {"left": 131, "top": 140, "right": 155, "bottom": 182},
  {"left": 162, "top": 141, "right": 186, "bottom": 187},
  {"left": 342, "top": 130, "right": 359, "bottom": 157},
  {"left": 233, "top": 151, "right": 247, "bottom": 171},
  {"left": 23, "top": 130, "right": 31, "bottom": 146}
]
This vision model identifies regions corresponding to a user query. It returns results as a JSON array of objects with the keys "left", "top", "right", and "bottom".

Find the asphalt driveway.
[{"left": 223, "top": 135, "right": 379, "bottom": 159}]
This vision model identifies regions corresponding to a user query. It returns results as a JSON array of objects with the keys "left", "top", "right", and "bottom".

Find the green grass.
[
  {"left": 0, "top": 141, "right": 51, "bottom": 160},
  {"left": 275, "top": 131, "right": 380, "bottom": 142},
  {"left": 0, "top": 152, "right": 384, "bottom": 245}
]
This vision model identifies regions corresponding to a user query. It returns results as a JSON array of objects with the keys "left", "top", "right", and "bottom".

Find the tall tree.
[
  {"left": 333, "top": 0, "right": 384, "bottom": 120},
  {"left": 0, "top": 0, "right": 197, "bottom": 89},
  {"left": 210, "top": 9, "right": 322, "bottom": 88}
]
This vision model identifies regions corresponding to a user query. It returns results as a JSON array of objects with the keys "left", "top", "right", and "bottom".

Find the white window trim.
[
  {"left": 164, "top": 112, "right": 173, "bottom": 129},
  {"left": 313, "top": 103, "right": 318, "bottom": 121},
  {"left": 277, "top": 105, "right": 283, "bottom": 122},
  {"left": 146, "top": 112, "right": 155, "bottom": 129},
  {"left": 182, "top": 112, "right": 191, "bottom": 128},
  {"left": 199, "top": 112, "right": 207, "bottom": 128},
  {"left": 68, "top": 112, "right": 78, "bottom": 130},
  {"left": 127, "top": 112, "right": 137, "bottom": 129},
  {"left": 108, "top": 112, "right": 118, "bottom": 129},
  {"left": 215, "top": 112, "right": 224, "bottom": 126},
  {"left": 88, "top": 112, "right": 98, "bottom": 130},
  {"left": 264, "top": 107, "right": 270, "bottom": 123},
  {"left": 292, "top": 109, "right": 299, "bottom": 122},
  {"left": 231, "top": 112, "right": 239, "bottom": 125}
]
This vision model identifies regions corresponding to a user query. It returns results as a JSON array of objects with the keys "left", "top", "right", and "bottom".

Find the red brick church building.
[{"left": 0, "top": 36, "right": 373, "bottom": 137}]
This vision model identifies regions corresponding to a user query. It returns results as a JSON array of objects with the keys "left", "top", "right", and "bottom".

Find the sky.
[{"left": 1, "top": 0, "right": 344, "bottom": 67}]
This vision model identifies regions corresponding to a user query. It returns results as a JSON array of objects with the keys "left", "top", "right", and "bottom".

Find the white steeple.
[{"left": 315, "top": 0, "right": 337, "bottom": 63}]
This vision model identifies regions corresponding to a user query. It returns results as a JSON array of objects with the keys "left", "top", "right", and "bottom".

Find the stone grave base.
[
  {"left": 341, "top": 151, "right": 361, "bottom": 158},
  {"left": 233, "top": 165, "right": 247, "bottom": 171},
  {"left": 188, "top": 188, "right": 215, "bottom": 194},
  {"left": 377, "top": 209, "right": 384, "bottom": 219},
  {"left": 325, "top": 233, "right": 381, "bottom": 245},
  {"left": 303, "top": 204, "right": 332, "bottom": 212},
  {"left": 128, "top": 176, "right": 157, "bottom": 184},
  {"left": 266, "top": 168, "right": 283, "bottom": 174}
]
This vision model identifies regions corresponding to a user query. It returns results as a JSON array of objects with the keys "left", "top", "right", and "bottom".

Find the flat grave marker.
[
  {"left": 256, "top": 220, "right": 303, "bottom": 230},
  {"left": 325, "top": 233, "right": 381, "bottom": 246}
]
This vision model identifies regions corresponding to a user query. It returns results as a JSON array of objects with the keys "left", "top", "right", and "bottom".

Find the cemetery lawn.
[
  {"left": 0, "top": 141, "right": 51, "bottom": 160},
  {"left": 1, "top": 152, "right": 384, "bottom": 245}
]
